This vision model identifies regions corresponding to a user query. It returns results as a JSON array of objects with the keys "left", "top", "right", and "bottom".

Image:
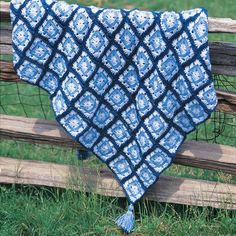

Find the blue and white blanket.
[{"left": 10, "top": 0, "right": 217, "bottom": 232}]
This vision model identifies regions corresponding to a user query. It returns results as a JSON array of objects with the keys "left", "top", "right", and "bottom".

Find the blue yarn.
[{"left": 115, "top": 204, "right": 135, "bottom": 233}]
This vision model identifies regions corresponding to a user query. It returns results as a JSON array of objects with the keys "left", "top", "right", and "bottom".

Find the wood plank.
[
  {"left": 1, "top": 115, "right": 236, "bottom": 175},
  {"left": 209, "top": 42, "right": 236, "bottom": 77},
  {"left": 0, "top": 28, "right": 11, "bottom": 45},
  {"left": 208, "top": 17, "right": 236, "bottom": 33},
  {"left": 1, "top": 30, "right": 236, "bottom": 76},
  {"left": 0, "top": 114, "right": 79, "bottom": 147},
  {"left": 216, "top": 90, "right": 236, "bottom": 114},
  {"left": 0, "top": 1, "right": 9, "bottom": 21},
  {"left": 0, "top": 61, "right": 18, "bottom": 82},
  {"left": 0, "top": 156, "right": 235, "bottom": 209},
  {"left": 1, "top": 1, "right": 236, "bottom": 33}
]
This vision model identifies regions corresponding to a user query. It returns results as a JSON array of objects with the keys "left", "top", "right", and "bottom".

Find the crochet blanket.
[{"left": 10, "top": 0, "right": 217, "bottom": 233}]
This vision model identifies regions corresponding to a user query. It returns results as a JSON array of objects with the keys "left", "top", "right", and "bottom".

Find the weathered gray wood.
[
  {"left": 0, "top": 156, "right": 235, "bottom": 209},
  {"left": 0, "top": 28, "right": 12, "bottom": 55},
  {"left": 0, "top": 44, "right": 12, "bottom": 55},
  {"left": 210, "top": 42, "right": 236, "bottom": 77},
  {"left": 1, "top": 1, "right": 236, "bottom": 33},
  {"left": 0, "top": 2, "right": 10, "bottom": 21},
  {"left": 212, "top": 65, "right": 236, "bottom": 77},
  {"left": 0, "top": 28, "right": 11, "bottom": 45},
  {"left": 208, "top": 17, "right": 236, "bottom": 33},
  {"left": 1, "top": 115, "right": 236, "bottom": 175}
]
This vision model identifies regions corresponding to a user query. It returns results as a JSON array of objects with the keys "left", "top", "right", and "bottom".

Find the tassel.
[
  {"left": 115, "top": 203, "right": 135, "bottom": 234},
  {"left": 77, "top": 149, "right": 91, "bottom": 160}
]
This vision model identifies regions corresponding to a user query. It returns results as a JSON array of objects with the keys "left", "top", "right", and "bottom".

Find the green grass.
[
  {"left": 0, "top": 0, "right": 236, "bottom": 235},
  {"left": 0, "top": 185, "right": 236, "bottom": 236}
]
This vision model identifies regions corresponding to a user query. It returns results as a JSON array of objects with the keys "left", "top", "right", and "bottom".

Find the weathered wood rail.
[
  {"left": 0, "top": 156, "right": 235, "bottom": 209},
  {"left": 1, "top": 114, "right": 236, "bottom": 175},
  {"left": 0, "top": 1, "right": 236, "bottom": 210}
]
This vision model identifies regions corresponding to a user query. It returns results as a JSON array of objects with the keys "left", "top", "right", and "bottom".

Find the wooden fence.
[{"left": 0, "top": 1, "right": 236, "bottom": 210}]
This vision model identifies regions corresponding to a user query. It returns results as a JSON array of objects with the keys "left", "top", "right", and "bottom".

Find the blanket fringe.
[{"left": 115, "top": 203, "right": 135, "bottom": 233}]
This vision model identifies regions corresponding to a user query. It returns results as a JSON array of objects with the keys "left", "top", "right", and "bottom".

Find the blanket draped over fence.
[{"left": 10, "top": 0, "right": 217, "bottom": 232}]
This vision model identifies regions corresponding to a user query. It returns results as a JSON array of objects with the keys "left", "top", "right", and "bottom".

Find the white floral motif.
[
  {"left": 70, "top": 8, "right": 92, "bottom": 41},
  {"left": 197, "top": 84, "right": 217, "bottom": 111},
  {"left": 105, "top": 85, "right": 128, "bottom": 111},
  {"left": 75, "top": 91, "right": 99, "bottom": 118},
  {"left": 12, "top": 20, "right": 32, "bottom": 51},
  {"left": 160, "top": 11, "right": 182, "bottom": 38},
  {"left": 128, "top": 10, "right": 154, "bottom": 35},
  {"left": 40, "top": 72, "right": 58, "bottom": 94},
  {"left": 133, "top": 47, "right": 153, "bottom": 77},
  {"left": 98, "top": 9, "right": 123, "bottom": 34},
  {"left": 22, "top": 0, "right": 45, "bottom": 27},
  {"left": 62, "top": 72, "right": 82, "bottom": 100},
  {"left": 18, "top": 60, "right": 42, "bottom": 84},
  {"left": 102, "top": 46, "right": 125, "bottom": 74},
  {"left": 145, "top": 148, "right": 171, "bottom": 173},
  {"left": 137, "top": 127, "right": 153, "bottom": 154},
  {"left": 160, "top": 128, "right": 183, "bottom": 153},
  {"left": 188, "top": 12, "right": 208, "bottom": 48},
  {"left": 52, "top": 90, "right": 67, "bottom": 116},
  {"left": 86, "top": 25, "right": 109, "bottom": 58},
  {"left": 49, "top": 53, "right": 67, "bottom": 77},
  {"left": 136, "top": 89, "right": 152, "bottom": 116},
  {"left": 108, "top": 120, "right": 130, "bottom": 146},
  {"left": 184, "top": 60, "right": 208, "bottom": 90},
  {"left": 60, "top": 110, "right": 87, "bottom": 137},
  {"left": 26, "top": 38, "right": 51, "bottom": 64},
  {"left": 52, "top": 1, "right": 77, "bottom": 22},
  {"left": 73, "top": 51, "right": 96, "bottom": 81},
  {"left": 123, "top": 140, "right": 142, "bottom": 166},
  {"left": 93, "top": 137, "right": 117, "bottom": 161},
  {"left": 115, "top": 23, "right": 138, "bottom": 55},
  {"left": 137, "top": 163, "right": 156, "bottom": 187},
  {"left": 144, "top": 25, "right": 166, "bottom": 58},
  {"left": 172, "top": 32, "right": 194, "bottom": 64},
  {"left": 124, "top": 176, "right": 144, "bottom": 203},
  {"left": 144, "top": 111, "right": 168, "bottom": 139},
  {"left": 109, "top": 155, "right": 132, "bottom": 180}
]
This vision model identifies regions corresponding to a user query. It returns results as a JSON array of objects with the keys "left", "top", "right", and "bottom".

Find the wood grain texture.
[
  {"left": 1, "top": 1, "right": 236, "bottom": 33},
  {"left": 0, "top": 2, "right": 9, "bottom": 21},
  {"left": 1, "top": 115, "right": 236, "bottom": 175},
  {"left": 208, "top": 17, "right": 236, "bottom": 33},
  {"left": 209, "top": 42, "right": 236, "bottom": 77},
  {"left": 216, "top": 90, "right": 236, "bottom": 114},
  {"left": 0, "top": 156, "right": 235, "bottom": 209},
  {"left": 0, "top": 61, "right": 19, "bottom": 82}
]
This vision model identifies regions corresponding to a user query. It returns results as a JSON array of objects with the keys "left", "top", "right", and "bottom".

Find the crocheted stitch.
[{"left": 10, "top": 0, "right": 217, "bottom": 232}]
